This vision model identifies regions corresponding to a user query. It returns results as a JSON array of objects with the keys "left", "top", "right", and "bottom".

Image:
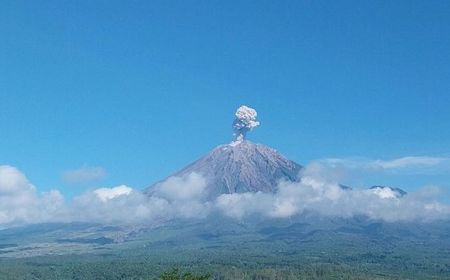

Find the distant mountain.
[
  {"left": 370, "top": 185, "right": 407, "bottom": 198},
  {"left": 145, "top": 140, "right": 302, "bottom": 198}
]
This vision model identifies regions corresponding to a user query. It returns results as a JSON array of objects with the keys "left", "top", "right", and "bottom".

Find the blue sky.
[{"left": 1, "top": 1, "right": 449, "bottom": 198}]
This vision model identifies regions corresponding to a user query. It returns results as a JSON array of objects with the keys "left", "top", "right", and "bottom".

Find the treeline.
[
  {"left": 1, "top": 252, "right": 449, "bottom": 280},
  {"left": 0, "top": 261, "right": 426, "bottom": 280}
]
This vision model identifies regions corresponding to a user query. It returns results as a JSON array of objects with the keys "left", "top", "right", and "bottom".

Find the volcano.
[{"left": 145, "top": 140, "right": 302, "bottom": 198}]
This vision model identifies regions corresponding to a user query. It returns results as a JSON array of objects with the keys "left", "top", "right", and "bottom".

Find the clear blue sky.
[{"left": 1, "top": 1, "right": 449, "bottom": 197}]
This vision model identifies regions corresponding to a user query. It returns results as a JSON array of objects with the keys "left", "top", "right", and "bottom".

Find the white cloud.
[
  {"left": 1, "top": 164, "right": 450, "bottom": 227},
  {"left": 68, "top": 188, "right": 169, "bottom": 224},
  {"left": 94, "top": 185, "right": 133, "bottom": 202},
  {"left": 370, "top": 186, "right": 402, "bottom": 199},
  {"left": 62, "top": 165, "right": 107, "bottom": 184},
  {"left": 56, "top": 172, "right": 211, "bottom": 225},
  {"left": 214, "top": 164, "right": 450, "bottom": 222},
  {"left": 216, "top": 192, "right": 272, "bottom": 219},
  {"left": 0, "top": 165, "right": 34, "bottom": 194},
  {"left": 0, "top": 165, "right": 64, "bottom": 225},
  {"left": 152, "top": 172, "right": 207, "bottom": 201}
]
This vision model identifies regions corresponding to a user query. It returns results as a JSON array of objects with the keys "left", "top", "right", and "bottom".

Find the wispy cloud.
[
  {"left": 371, "top": 156, "right": 448, "bottom": 169},
  {"left": 320, "top": 156, "right": 449, "bottom": 172},
  {"left": 62, "top": 165, "right": 107, "bottom": 184}
]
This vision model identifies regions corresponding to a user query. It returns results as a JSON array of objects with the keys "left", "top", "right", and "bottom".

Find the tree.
[{"left": 160, "top": 268, "right": 210, "bottom": 280}]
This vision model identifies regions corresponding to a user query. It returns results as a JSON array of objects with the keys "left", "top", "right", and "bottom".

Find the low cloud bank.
[
  {"left": 0, "top": 164, "right": 449, "bottom": 227},
  {"left": 217, "top": 177, "right": 449, "bottom": 222},
  {"left": 0, "top": 166, "right": 211, "bottom": 226}
]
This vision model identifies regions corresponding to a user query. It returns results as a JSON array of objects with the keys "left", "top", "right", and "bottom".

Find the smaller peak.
[{"left": 370, "top": 185, "right": 407, "bottom": 198}]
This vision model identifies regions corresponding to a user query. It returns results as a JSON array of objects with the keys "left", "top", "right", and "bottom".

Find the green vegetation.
[
  {"left": 1, "top": 220, "right": 450, "bottom": 279},
  {"left": 160, "top": 268, "right": 210, "bottom": 280},
  {"left": 0, "top": 246, "right": 449, "bottom": 280}
]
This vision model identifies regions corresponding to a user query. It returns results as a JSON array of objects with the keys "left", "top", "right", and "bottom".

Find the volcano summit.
[{"left": 146, "top": 105, "right": 302, "bottom": 198}]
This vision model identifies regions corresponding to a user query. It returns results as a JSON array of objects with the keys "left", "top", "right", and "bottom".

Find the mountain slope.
[{"left": 146, "top": 140, "right": 302, "bottom": 198}]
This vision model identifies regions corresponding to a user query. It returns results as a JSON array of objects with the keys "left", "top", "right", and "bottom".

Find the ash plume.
[{"left": 232, "top": 105, "right": 260, "bottom": 142}]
